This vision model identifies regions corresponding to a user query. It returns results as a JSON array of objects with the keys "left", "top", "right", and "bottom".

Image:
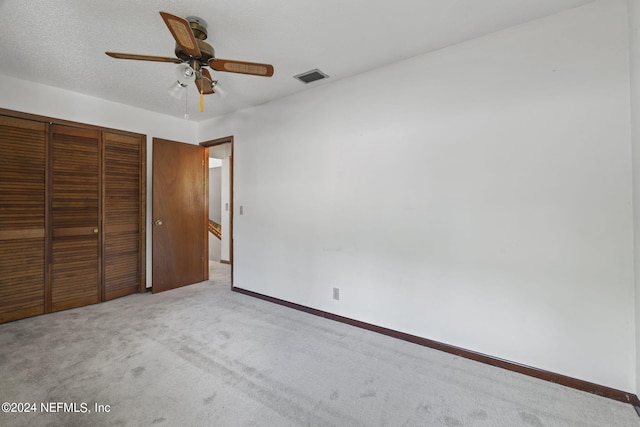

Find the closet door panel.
[
  {"left": 103, "top": 132, "right": 143, "bottom": 300},
  {"left": 50, "top": 125, "right": 100, "bottom": 311},
  {"left": 0, "top": 117, "right": 46, "bottom": 322}
]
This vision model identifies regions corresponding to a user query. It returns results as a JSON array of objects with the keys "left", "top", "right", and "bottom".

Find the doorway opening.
[{"left": 200, "top": 136, "right": 234, "bottom": 287}]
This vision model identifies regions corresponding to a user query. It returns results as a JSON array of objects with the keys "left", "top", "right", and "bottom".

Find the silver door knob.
[{"left": 154, "top": 220, "right": 163, "bottom": 226}]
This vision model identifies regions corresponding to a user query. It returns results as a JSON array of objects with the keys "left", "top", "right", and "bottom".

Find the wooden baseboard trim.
[{"left": 231, "top": 286, "right": 640, "bottom": 407}]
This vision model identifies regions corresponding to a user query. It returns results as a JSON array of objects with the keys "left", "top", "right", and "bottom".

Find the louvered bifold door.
[
  {"left": 103, "top": 132, "right": 144, "bottom": 300},
  {"left": 0, "top": 117, "right": 47, "bottom": 322},
  {"left": 50, "top": 125, "right": 100, "bottom": 312}
]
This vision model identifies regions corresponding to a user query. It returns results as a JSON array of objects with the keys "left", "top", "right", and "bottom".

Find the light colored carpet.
[{"left": 0, "top": 262, "right": 638, "bottom": 427}]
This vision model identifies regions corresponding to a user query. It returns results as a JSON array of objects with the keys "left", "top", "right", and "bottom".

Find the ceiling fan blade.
[
  {"left": 196, "top": 69, "right": 215, "bottom": 94},
  {"left": 159, "top": 12, "right": 201, "bottom": 58},
  {"left": 209, "top": 58, "right": 274, "bottom": 77},
  {"left": 105, "top": 52, "right": 182, "bottom": 63}
]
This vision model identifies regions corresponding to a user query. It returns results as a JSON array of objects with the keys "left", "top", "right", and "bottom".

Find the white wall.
[
  {"left": 0, "top": 75, "right": 198, "bottom": 142},
  {"left": 629, "top": 0, "right": 640, "bottom": 396},
  {"left": 209, "top": 166, "right": 223, "bottom": 224},
  {"left": 220, "top": 157, "right": 232, "bottom": 262},
  {"left": 200, "top": 0, "right": 635, "bottom": 392},
  {"left": 0, "top": 75, "right": 199, "bottom": 288}
]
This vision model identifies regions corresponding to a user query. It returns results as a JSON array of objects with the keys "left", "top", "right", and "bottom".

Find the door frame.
[{"left": 200, "top": 136, "right": 234, "bottom": 287}]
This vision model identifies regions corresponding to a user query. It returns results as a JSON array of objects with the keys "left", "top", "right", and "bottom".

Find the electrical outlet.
[
  {"left": 333, "top": 288, "right": 340, "bottom": 300},
  {"left": 239, "top": 206, "right": 244, "bottom": 215}
]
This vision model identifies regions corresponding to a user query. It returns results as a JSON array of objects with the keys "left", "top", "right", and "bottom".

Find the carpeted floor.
[{"left": 0, "top": 262, "right": 639, "bottom": 426}]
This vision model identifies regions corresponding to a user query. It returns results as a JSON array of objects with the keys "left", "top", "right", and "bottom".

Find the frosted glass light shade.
[
  {"left": 212, "top": 80, "right": 228, "bottom": 98},
  {"left": 168, "top": 64, "right": 196, "bottom": 99}
]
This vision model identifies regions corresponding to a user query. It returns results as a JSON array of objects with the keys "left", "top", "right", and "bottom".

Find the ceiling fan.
[{"left": 106, "top": 12, "right": 274, "bottom": 110}]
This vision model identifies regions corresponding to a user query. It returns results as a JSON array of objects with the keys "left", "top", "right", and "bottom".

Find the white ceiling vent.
[{"left": 294, "top": 69, "right": 329, "bottom": 84}]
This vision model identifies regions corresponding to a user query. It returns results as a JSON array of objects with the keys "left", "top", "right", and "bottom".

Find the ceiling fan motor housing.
[
  {"left": 175, "top": 39, "right": 214, "bottom": 63},
  {"left": 174, "top": 16, "right": 214, "bottom": 63},
  {"left": 186, "top": 17, "right": 208, "bottom": 40}
]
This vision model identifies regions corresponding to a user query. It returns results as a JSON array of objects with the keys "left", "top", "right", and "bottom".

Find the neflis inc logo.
[{"left": 2, "top": 401, "right": 111, "bottom": 414}]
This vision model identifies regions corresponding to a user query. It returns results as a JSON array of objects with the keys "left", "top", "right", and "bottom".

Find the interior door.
[
  {"left": 152, "top": 138, "right": 208, "bottom": 293},
  {"left": 50, "top": 125, "right": 101, "bottom": 311}
]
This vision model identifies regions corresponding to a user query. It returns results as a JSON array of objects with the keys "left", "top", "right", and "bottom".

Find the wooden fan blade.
[
  {"left": 209, "top": 58, "right": 274, "bottom": 77},
  {"left": 159, "top": 12, "right": 201, "bottom": 58},
  {"left": 196, "top": 69, "right": 215, "bottom": 94},
  {"left": 105, "top": 52, "right": 182, "bottom": 63}
]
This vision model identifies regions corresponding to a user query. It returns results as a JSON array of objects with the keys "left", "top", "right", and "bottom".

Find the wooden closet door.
[
  {"left": 103, "top": 132, "right": 145, "bottom": 300},
  {"left": 0, "top": 117, "right": 47, "bottom": 322},
  {"left": 50, "top": 125, "right": 100, "bottom": 311}
]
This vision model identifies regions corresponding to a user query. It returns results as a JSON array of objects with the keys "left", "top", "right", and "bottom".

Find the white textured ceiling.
[{"left": 0, "top": 0, "right": 594, "bottom": 122}]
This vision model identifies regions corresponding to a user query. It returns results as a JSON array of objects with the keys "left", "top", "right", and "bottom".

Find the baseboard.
[
  {"left": 231, "top": 286, "right": 640, "bottom": 407},
  {"left": 220, "top": 260, "right": 231, "bottom": 265}
]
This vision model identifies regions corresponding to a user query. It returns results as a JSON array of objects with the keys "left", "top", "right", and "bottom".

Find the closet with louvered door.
[
  {"left": 0, "top": 110, "right": 146, "bottom": 324},
  {"left": 103, "top": 132, "right": 145, "bottom": 301},
  {"left": 50, "top": 125, "right": 101, "bottom": 312},
  {"left": 0, "top": 117, "right": 47, "bottom": 323}
]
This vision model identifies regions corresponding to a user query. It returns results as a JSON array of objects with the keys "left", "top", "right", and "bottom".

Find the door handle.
[{"left": 153, "top": 220, "right": 163, "bottom": 226}]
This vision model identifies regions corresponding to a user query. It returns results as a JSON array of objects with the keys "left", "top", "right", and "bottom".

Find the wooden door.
[
  {"left": 103, "top": 132, "right": 145, "bottom": 300},
  {"left": 50, "top": 125, "right": 101, "bottom": 311},
  {"left": 0, "top": 117, "right": 47, "bottom": 322},
  {"left": 152, "top": 138, "right": 207, "bottom": 293}
]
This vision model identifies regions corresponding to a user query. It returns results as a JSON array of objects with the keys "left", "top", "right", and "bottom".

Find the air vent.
[{"left": 294, "top": 69, "right": 329, "bottom": 84}]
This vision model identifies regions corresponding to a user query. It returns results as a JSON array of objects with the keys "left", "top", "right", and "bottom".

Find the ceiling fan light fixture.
[
  {"left": 168, "top": 64, "right": 196, "bottom": 99},
  {"left": 106, "top": 11, "right": 275, "bottom": 105},
  {"left": 176, "top": 64, "right": 196, "bottom": 85},
  {"left": 168, "top": 81, "right": 187, "bottom": 99},
  {"left": 212, "top": 80, "right": 228, "bottom": 98}
]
